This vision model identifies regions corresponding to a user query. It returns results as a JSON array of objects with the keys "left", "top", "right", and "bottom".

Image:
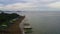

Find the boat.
[
  {"left": 24, "top": 23, "right": 32, "bottom": 29},
  {"left": 23, "top": 22, "right": 32, "bottom": 33},
  {"left": 22, "top": 18, "right": 32, "bottom": 33}
]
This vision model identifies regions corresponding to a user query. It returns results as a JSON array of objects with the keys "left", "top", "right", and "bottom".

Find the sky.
[{"left": 0, "top": 0, "right": 60, "bottom": 11}]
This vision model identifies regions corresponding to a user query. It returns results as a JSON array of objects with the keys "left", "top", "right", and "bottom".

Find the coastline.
[
  {"left": 20, "top": 16, "right": 26, "bottom": 34},
  {"left": 0, "top": 16, "right": 25, "bottom": 34}
]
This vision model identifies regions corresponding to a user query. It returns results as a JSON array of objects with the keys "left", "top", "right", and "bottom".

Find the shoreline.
[
  {"left": 0, "top": 16, "right": 25, "bottom": 34},
  {"left": 20, "top": 16, "right": 26, "bottom": 34}
]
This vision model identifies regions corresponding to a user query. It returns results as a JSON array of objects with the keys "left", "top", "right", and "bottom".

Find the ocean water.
[{"left": 18, "top": 11, "right": 60, "bottom": 34}]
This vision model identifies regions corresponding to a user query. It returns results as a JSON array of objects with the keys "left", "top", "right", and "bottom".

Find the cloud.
[
  {"left": 0, "top": 0, "right": 40, "bottom": 11},
  {"left": 48, "top": 2, "right": 60, "bottom": 8},
  {"left": 0, "top": 3, "right": 37, "bottom": 11},
  {"left": 40, "top": 0, "right": 55, "bottom": 3},
  {"left": 0, "top": 0, "right": 60, "bottom": 11}
]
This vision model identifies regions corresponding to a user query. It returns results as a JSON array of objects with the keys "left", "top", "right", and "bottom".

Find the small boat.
[
  {"left": 23, "top": 23, "right": 32, "bottom": 33},
  {"left": 24, "top": 23, "right": 32, "bottom": 29},
  {"left": 23, "top": 18, "right": 32, "bottom": 33}
]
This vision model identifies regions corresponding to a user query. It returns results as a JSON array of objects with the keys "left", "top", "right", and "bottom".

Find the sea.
[{"left": 6, "top": 11, "right": 60, "bottom": 34}]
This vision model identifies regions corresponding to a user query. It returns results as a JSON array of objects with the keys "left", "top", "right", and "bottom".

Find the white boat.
[
  {"left": 24, "top": 23, "right": 32, "bottom": 33},
  {"left": 23, "top": 18, "right": 32, "bottom": 33},
  {"left": 23, "top": 22, "right": 32, "bottom": 33},
  {"left": 24, "top": 23, "right": 32, "bottom": 29}
]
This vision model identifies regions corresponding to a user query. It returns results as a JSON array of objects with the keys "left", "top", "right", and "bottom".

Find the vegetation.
[{"left": 0, "top": 11, "right": 20, "bottom": 30}]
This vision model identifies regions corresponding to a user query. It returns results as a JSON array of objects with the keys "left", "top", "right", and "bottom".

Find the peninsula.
[{"left": 0, "top": 11, "right": 25, "bottom": 34}]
